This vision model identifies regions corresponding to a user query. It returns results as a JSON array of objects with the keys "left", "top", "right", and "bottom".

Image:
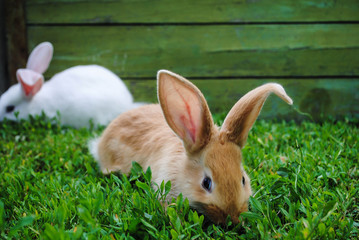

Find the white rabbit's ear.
[
  {"left": 26, "top": 42, "right": 53, "bottom": 74},
  {"left": 221, "top": 83, "right": 293, "bottom": 148},
  {"left": 16, "top": 69, "right": 44, "bottom": 98},
  {"left": 157, "top": 70, "right": 214, "bottom": 153}
]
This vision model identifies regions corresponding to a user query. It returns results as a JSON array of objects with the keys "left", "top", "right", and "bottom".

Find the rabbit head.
[
  {"left": 0, "top": 42, "right": 53, "bottom": 121},
  {"left": 157, "top": 70, "right": 293, "bottom": 224}
]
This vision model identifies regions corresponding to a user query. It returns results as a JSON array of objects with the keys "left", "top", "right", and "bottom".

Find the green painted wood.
[
  {"left": 26, "top": 0, "right": 359, "bottom": 24},
  {"left": 21, "top": 0, "right": 359, "bottom": 120},
  {"left": 28, "top": 24, "right": 359, "bottom": 78},
  {"left": 124, "top": 78, "right": 359, "bottom": 120}
]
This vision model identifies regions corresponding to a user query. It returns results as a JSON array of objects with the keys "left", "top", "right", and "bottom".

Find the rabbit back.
[
  {"left": 96, "top": 104, "right": 184, "bottom": 183},
  {"left": 18, "top": 65, "right": 134, "bottom": 128}
]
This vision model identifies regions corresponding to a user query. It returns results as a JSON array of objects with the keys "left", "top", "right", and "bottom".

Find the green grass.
[{"left": 0, "top": 114, "right": 358, "bottom": 239}]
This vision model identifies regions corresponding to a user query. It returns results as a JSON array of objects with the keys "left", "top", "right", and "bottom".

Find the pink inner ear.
[
  {"left": 179, "top": 102, "right": 197, "bottom": 143},
  {"left": 16, "top": 69, "right": 44, "bottom": 98},
  {"left": 158, "top": 70, "right": 212, "bottom": 151},
  {"left": 167, "top": 80, "right": 202, "bottom": 144}
]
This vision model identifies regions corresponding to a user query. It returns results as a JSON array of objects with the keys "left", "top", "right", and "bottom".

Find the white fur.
[
  {"left": 0, "top": 42, "right": 140, "bottom": 128},
  {"left": 0, "top": 65, "right": 137, "bottom": 128},
  {"left": 88, "top": 137, "right": 100, "bottom": 162}
]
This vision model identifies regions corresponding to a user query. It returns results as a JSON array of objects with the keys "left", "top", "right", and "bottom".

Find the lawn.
[{"left": 0, "top": 115, "right": 358, "bottom": 239}]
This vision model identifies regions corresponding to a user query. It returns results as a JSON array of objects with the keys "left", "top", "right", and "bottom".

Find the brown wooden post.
[
  {"left": 0, "top": 0, "right": 7, "bottom": 93},
  {"left": 4, "top": 0, "right": 28, "bottom": 86}
]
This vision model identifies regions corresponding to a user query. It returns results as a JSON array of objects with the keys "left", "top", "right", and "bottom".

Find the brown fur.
[
  {"left": 98, "top": 104, "right": 181, "bottom": 174},
  {"left": 222, "top": 84, "right": 293, "bottom": 147},
  {"left": 93, "top": 70, "right": 292, "bottom": 224}
]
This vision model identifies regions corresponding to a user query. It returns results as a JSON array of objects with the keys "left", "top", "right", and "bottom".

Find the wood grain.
[
  {"left": 124, "top": 78, "right": 359, "bottom": 120},
  {"left": 12, "top": 0, "right": 359, "bottom": 119},
  {"left": 26, "top": 0, "right": 359, "bottom": 24},
  {"left": 4, "top": 0, "right": 28, "bottom": 85},
  {"left": 28, "top": 24, "right": 359, "bottom": 78}
]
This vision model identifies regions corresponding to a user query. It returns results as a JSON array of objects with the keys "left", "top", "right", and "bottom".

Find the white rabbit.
[
  {"left": 90, "top": 70, "right": 293, "bottom": 224},
  {"left": 0, "top": 42, "right": 139, "bottom": 128}
]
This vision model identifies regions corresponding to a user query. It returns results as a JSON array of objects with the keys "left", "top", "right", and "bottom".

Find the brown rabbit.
[{"left": 90, "top": 70, "right": 293, "bottom": 224}]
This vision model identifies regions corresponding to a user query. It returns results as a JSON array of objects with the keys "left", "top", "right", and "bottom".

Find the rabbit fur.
[
  {"left": 0, "top": 42, "right": 139, "bottom": 128},
  {"left": 90, "top": 70, "right": 293, "bottom": 224}
]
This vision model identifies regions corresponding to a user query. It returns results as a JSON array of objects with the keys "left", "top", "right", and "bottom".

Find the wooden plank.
[
  {"left": 28, "top": 24, "right": 359, "bottom": 78},
  {"left": 124, "top": 78, "right": 359, "bottom": 120},
  {"left": 0, "top": 0, "right": 7, "bottom": 93},
  {"left": 26, "top": 0, "right": 359, "bottom": 24},
  {"left": 4, "top": 0, "right": 28, "bottom": 86}
]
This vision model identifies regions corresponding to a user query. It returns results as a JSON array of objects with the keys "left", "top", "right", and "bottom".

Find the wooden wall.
[
  {"left": 5, "top": 0, "right": 359, "bottom": 120},
  {"left": 0, "top": 0, "right": 7, "bottom": 94}
]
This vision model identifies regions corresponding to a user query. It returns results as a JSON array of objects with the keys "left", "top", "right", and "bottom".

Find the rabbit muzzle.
[{"left": 194, "top": 201, "right": 249, "bottom": 225}]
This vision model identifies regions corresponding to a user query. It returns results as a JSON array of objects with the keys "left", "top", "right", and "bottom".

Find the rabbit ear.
[
  {"left": 157, "top": 70, "right": 214, "bottom": 153},
  {"left": 220, "top": 83, "right": 293, "bottom": 148},
  {"left": 26, "top": 42, "right": 53, "bottom": 74},
  {"left": 16, "top": 69, "right": 44, "bottom": 98}
]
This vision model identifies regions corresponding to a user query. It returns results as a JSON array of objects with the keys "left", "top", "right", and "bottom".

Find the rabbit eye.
[
  {"left": 202, "top": 176, "right": 212, "bottom": 192},
  {"left": 242, "top": 176, "right": 245, "bottom": 186},
  {"left": 6, "top": 105, "right": 15, "bottom": 113}
]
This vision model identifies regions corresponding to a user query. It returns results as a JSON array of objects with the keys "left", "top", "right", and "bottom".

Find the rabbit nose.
[
  {"left": 231, "top": 214, "right": 240, "bottom": 224},
  {"left": 227, "top": 209, "right": 240, "bottom": 224},
  {"left": 225, "top": 201, "right": 247, "bottom": 224}
]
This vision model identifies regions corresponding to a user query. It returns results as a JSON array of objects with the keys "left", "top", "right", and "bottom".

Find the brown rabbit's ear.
[
  {"left": 221, "top": 83, "right": 293, "bottom": 148},
  {"left": 157, "top": 70, "right": 213, "bottom": 153}
]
